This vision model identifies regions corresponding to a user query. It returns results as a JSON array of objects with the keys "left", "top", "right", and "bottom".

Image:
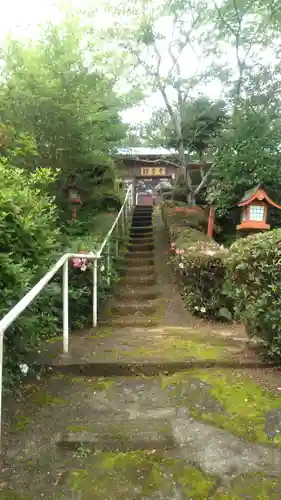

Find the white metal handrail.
[{"left": 0, "top": 184, "right": 133, "bottom": 451}]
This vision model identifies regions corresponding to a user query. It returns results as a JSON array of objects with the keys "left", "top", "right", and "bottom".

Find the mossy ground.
[
  {"left": 120, "top": 334, "right": 233, "bottom": 361},
  {"left": 214, "top": 473, "right": 281, "bottom": 499},
  {"left": 60, "top": 325, "right": 242, "bottom": 364},
  {"left": 0, "top": 493, "right": 32, "bottom": 500},
  {"left": 30, "top": 390, "right": 68, "bottom": 406},
  {"left": 67, "top": 451, "right": 216, "bottom": 499},
  {"left": 161, "top": 368, "right": 281, "bottom": 446}
]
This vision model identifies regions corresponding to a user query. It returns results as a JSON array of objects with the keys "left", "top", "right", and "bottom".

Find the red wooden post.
[
  {"left": 207, "top": 205, "right": 215, "bottom": 238},
  {"left": 72, "top": 207, "right": 77, "bottom": 221}
]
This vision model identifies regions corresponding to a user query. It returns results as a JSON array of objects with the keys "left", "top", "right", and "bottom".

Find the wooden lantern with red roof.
[{"left": 236, "top": 184, "right": 281, "bottom": 232}]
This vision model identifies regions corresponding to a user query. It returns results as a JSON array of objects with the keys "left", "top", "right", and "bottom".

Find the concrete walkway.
[{"left": 2, "top": 207, "right": 281, "bottom": 499}]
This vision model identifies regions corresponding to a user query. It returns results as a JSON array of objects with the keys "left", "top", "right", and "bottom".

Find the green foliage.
[
  {"left": 172, "top": 237, "right": 230, "bottom": 320},
  {"left": 0, "top": 20, "right": 127, "bottom": 219},
  {"left": 0, "top": 162, "right": 62, "bottom": 386},
  {"left": 162, "top": 203, "right": 231, "bottom": 319},
  {"left": 148, "top": 98, "right": 226, "bottom": 159},
  {"left": 162, "top": 203, "right": 209, "bottom": 234},
  {"left": 0, "top": 123, "right": 39, "bottom": 170},
  {"left": 208, "top": 96, "right": 281, "bottom": 218},
  {"left": 225, "top": 229, "right": 281, "bottom": 360},
  {"left": 0, "top": 158, "right": 127, "bottom": 386}
]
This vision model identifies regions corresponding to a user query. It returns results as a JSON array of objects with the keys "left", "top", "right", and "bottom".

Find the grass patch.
[
  {"left": 120, "top": 336, "right": 229, "bottom": 361},
  {"left": 46, "top": 336, "right": 63, "bottom": 344},
  {"left": 214, "top": 473, "right": 281, "bottom": 499},
  {"left": 60, "top": 376, "right": 114, "bottom": 392},
  {"left": 161, "top": 369, "right": 281, "bottom": 446},
  {"left": 67, "top": 424, "right": 90, "bottom": 433},
  {"left": 30, "top": 389, "right": 68, "bottom": 407},
  {"left": 67, "top": 451, "right": 216, "bottom": 499},
  {"left": 13, "top": 415, "right": 30, "bottom": 432},
  {"left": 0, "top": 492, "right": 32, "bottom": 500}
]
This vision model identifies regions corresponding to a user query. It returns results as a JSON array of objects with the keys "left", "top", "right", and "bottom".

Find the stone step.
[
  {"left": 128, "top": 242, "right": 154, "bottom": 252},
  {"left": 57, "top": 419, "right": 173, "bottom": 453},
  {"left": 132, "top": 216, "right": 152, "bottom": 223},
  {"left": 119, "top": 265, "right": 155, "bottom": 277},
  {"left": 125, "top": 256, "right": 154, "bottom": 267},
  {"left": 130, "top": 233, "right": 153, "bottom": 241},
  {"left": 111, "top": 300, "right": 158, "bottom": 316},
  {"left": 128, "top": 234, "right": 154, "bottom": 244},
  {"left": 126, "top": 250, "right": 155, "bottom": 259},
  {"left": 121, "top": 275, "right": 157, "bottom": 286},
  {"left": 134, "top": 206, "right": 153, "bottom": 212},
  {"left": 130, "top": 230, "right": 153, "bottom": 237},
  {"left": 130, "top": 225, "right": 153, "bottom": 233},
  {"left": 131, "top": 222, "right": 153, "bottom": 229},
  {"left": 118, "top": 285, "right": 159, "bottom": 300},
  {"left": 133, "top": 210, "right": 152, "bottom": 215},
  {"left": 100, "top": 315, "right": 159, "bottom": 327},
  {"left": 133, "top": 212, "right": 152, "bottom": 217}
]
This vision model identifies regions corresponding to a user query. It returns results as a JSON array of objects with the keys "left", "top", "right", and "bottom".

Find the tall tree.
[
  {"left": 0, "top": 18, "right": 128, "bottom": 217},
  {"left": 207, "top": 96, "right": 281, "bottom": 217},
  {"left": 145, "top": 97, "right": 226, "bottom": 157},
  {"left": 209, "top": 0, "right": 278, "bottom": 105},
  {"left": 100, "top": 0, "right": 221, "bottom": 203}
]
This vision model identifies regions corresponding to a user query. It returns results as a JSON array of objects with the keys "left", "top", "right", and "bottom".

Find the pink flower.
[
  {"left": 72, "top": 257, "right": 82, "bottom": 268},
  {"left": 72, "top": 250, "right": 89, "bottom": 270}
]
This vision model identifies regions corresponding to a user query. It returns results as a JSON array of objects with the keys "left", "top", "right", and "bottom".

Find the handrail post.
[
  {"left": 115, "top": 230, "right": 119, "bottom": 258},
  {"left": 63, "top": 259, "right": 69, "bottom": 354},
  {"left": 121, "top": 209, "right": 125, "bottom": 235},
  {"left": 93, "top": 258, "right": 98, "bottom": 327},
  {"left": 107, "top": 241, "right": 111, "bottom": 285}
]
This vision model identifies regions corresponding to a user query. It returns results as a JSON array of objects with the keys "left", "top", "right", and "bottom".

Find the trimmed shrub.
[
  {"left": 161, "top": 203, "right": 231, "bottom": 320},
  {"left": 225, "top": 229, "right": 281, "bottom": 359},
  {"left": 0, "top": 162, "right": 129, "bottom": 387},
  {"left": 0, "top": 164, "right": 62, "bottom": 386},
  {"left": 162, "top": 203, "right": 208, "bottom": 233},
  {"left": 171, "top": 235, "right": 231, "bottom": 320}
]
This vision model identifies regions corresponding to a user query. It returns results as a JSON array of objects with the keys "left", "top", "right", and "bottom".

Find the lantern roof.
[{"left": 237, "top": 184, "right": 281, "bottom": 210}]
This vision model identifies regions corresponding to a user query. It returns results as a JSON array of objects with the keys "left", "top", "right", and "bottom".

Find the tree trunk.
[{"left": 187, "top": 191, "right": 196, "bottom": 205}]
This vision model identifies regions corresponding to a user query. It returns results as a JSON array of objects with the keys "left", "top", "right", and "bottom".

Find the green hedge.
[
  {"left": 171, "top": 236, "right": 231, "bottom": 320},
  {"left": 162, "top": 202, "right": 209, "bottom": 233},
  {"left": 225, "top": 229, "right": 281, "bottom": 360},
  {"left": 161, "top": 203, "right": 231, "bottom": 320},
  {"left": 0, "top": 162, "right": 128, "bottom": 387},
  {"left": 0, "top": 164, "right": 62, "bottom": 386}
]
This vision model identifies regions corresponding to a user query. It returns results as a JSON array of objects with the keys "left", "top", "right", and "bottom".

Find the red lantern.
[{"left": 237, "top": 185, "right": 281, "bottom": 232}]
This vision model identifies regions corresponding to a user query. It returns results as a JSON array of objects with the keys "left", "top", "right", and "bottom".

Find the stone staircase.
[{"left": 107, "top": 204, "right": 160, "bottom": 327}]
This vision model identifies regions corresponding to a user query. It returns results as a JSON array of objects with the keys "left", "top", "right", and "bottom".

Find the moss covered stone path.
[{"left": 2, "top": 207, "right": 281, "bottom": 499}]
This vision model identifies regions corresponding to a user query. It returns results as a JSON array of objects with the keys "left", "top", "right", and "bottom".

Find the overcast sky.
[
  {"left": 0, "top": 0, "right": 230, "bottom": 125},
  {"left": 0, "top": 0, "right": 259, "bottom": 126},
  {"left": 0, "top": 0, "right": 60, "bottom": 42}
]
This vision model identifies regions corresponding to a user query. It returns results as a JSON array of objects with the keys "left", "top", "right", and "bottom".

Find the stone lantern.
[{"left": 68, "top": 187, "right": 81, "bottom": 221}]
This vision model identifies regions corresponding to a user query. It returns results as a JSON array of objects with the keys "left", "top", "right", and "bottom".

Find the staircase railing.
[{"left": 0, "top": 184, "right": 133, "bottom": 451}]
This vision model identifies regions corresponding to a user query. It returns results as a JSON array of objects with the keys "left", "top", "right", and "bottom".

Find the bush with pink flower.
[{"left": 162, "top": 203, "right": 232, "bottom": 320}]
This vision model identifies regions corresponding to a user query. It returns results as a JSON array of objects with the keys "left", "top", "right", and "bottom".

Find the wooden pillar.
[
  {"left": 207, "top": 205, "right": 215, "bottom": 238},
  {"left": 132, "top": 177, "right": 136, "bottom": 206}
]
